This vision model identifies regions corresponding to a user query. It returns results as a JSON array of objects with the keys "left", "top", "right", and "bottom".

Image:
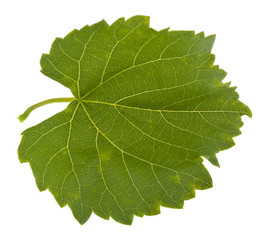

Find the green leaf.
[{"left": 18, "top": 15, "right": 251, "bottom": 225}]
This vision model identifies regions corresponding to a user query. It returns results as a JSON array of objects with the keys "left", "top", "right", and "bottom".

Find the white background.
[{"left": 1, "top": 0, "right": 268, "bottom": 239}]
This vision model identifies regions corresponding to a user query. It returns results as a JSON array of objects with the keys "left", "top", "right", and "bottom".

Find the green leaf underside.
[{"left": 18, "top": 15, "right": 251, "bottom": 225}]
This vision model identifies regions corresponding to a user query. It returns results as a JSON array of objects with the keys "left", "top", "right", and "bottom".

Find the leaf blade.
[{"left": 19, "top": 15, "right": 251, "bottom": 225}]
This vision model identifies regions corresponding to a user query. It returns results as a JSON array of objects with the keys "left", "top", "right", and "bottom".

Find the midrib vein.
[{"left": 82, "top": 100, "right": 247, "bottom": 114}]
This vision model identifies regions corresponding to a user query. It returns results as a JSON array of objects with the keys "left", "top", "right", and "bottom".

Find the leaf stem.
[{"left": 18, "top": 97, "right": 76, "bottom": 122}]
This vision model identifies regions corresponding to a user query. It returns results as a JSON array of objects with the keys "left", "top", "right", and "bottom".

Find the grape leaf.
[{"left": 18, "top": 15, "right": 251, "bottom": 225}]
